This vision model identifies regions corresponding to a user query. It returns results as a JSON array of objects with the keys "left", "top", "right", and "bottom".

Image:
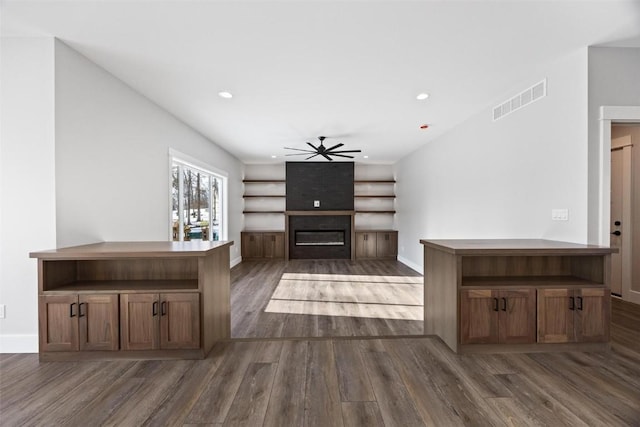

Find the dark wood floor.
[
  {"left": 231, "top": 260, "right": 424, "bottom": 338},
  {"left": 1, "top": 262, "right": 639, "bottom": 426}
]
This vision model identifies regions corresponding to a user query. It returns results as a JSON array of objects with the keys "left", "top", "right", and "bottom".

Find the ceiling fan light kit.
[{"left": 284, "top": 136, "right": 362, "bottom": 161}]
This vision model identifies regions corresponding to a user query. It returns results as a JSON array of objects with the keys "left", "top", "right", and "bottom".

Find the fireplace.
[
  {"left": 286, "top": 212, "right": 354, "bottom": 259},
  {"left": 295, "top": 230, "right": 345, "bottom": 246}
]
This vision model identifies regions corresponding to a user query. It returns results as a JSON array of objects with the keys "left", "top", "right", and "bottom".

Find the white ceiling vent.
[{"left": 493, "top": 78, "right": 546, "bottom": 121}]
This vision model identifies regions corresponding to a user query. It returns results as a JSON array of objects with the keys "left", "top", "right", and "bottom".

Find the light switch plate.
[
  {"left": 551, "top": 209, "right": 569, "bottom": 221},
  {"left": 314, "top": 200, "right": 320, "bottom": 208}
]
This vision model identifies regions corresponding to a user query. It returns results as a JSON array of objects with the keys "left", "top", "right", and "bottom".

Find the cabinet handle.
[
  {"left": 501, "top": 298, "right": 507, "bottom": 311},
  {"left": 569, "top": 297, "right": 575, "bottom": 311},
  {"left": 577, "top": 296, "right": 583, "bottom": 311},
  {"left": 78, "top": 302, "right": 86, "bottom": 318},
  {"left": 493, "top": 298, "right": 499, "bottom": 312},
  {"left": 70, "top": 303, "right": 76, "bottom": 318},
  {"left": 152, "top": 301, "right": 158, "bottom": 316},
  {"left": 161, "top": 301, "right": 167, "bottom": 316}
]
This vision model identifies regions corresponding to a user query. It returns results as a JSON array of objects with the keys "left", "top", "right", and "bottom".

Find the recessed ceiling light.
[
  {"left": 218, "top": 91, "right": 233, "bottom": 99},
  {"left": 271, "top": 155, "right": 277, "bottom": 159},
  {"left": 416, "top": 93, "right": 430, "bottom": 100},
  {"left": 363, "top": 155, "right": 369, "bottom": 159}
]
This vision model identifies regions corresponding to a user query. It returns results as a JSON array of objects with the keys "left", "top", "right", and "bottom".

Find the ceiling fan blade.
[
  {"left": 285, "top": 153, "right": 313, "bottom": 156},
  {"left": 328, "top": 153, "right": 355, "bottom": 159},
  {"left": 324, "top": 143, "right": 344, "bottom": 152},
  {"left": 328, "top": 149, "right": 362, "bottom": 154},
  {"left": 321, "top": 153, "right": 333, "bottom": 161},
  {"left": 306, "top": 142, "right": 319, "bottom": 151},
  {"left": 305, "top": 153, "right": 321, "bottom": 160},
  {"left": 284, "top": 147, "right": 317, "bottom": 153}
]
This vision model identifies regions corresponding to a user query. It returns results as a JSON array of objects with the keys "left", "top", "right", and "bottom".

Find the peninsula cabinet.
[
  {"left": 460, "top": 289, "right": 536, "bottom": 345},
  {"left": 30, "top": 241, "right": 233, "bottom": 361},
  {"left": 120, "top": 293, "right": 200, "bottom": 351},
  {"left": 537, "top": 288, "right": 609, "bottom": 343},
  {"left": 39, "top": 293, "right": 119, "bottom": 352},
  {"left": 421, "top": 239, "right": 615, "bottom": 354}
]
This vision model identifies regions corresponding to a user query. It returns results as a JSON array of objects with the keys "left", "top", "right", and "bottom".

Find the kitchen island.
[
  {"left": 421, "top": 239, "right": 615, "bottom": 353},
  {"left": 30, "top": 240, "right": 233, "bottom": 361}
]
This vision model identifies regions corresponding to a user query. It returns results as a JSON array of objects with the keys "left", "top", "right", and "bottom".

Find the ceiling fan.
[{"left": 284, "top": 136, "right": 362, "bottom": 161}]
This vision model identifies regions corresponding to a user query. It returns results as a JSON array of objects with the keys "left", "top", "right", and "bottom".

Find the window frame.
[{"left": 169, "top": 149, "right": 228, "bottom": 242}]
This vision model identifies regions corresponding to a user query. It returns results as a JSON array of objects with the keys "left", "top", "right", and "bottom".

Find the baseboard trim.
[
  {"left": 230, "top": 256, "right": 242, "bottom": 268},
  {"left": 0, "top": 334, "right": 38, "bottom": 353},
  {"left": 397, "top": 256, "right": 423, "bottom": 275}
]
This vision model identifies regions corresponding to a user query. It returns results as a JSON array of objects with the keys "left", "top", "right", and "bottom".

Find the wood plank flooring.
[
  {"left": 1, "top": 262, "right": 639, "bottom": 426},
  {"left": 2, "top": 328, "right": 639, "bottom": 426},
  {"left": 231, "top": 260, "right": 424, "bottom": 338}
]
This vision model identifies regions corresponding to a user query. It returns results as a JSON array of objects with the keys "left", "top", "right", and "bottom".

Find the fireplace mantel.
[{"left": 285, "top": 211, "right": 355, "bottom": 260}]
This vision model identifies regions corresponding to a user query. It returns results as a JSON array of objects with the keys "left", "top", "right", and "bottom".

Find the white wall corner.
[
  {"left": 0, "top": 334, "right": 39, "bottom": 353},
  {"left": 397, "top": 255, "right": 423, "bottom": 275},
  {"left": 230, "top": 256, "right": 243, "bottom": 268}
]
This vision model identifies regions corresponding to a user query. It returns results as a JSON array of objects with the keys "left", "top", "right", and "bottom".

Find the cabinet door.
[
  {"left": 263, "top": 233, "right": 284, "bottom": 259},
  {"left": 460, "top": 290, "right": 499, "bottom": 344},
  {"left": 376, "top": 232, "right": 398, "bottom": 258},
  {"left": 79, "top": 294, "right": 119, "bottom": 351},
  {"left": 355, "top": 232, "right": 377, "bottom": 258},
  {"left": 39, "top": 295, "right": 79, "bottom": 352},
  {"left": 498, "top": 289, "right": 536, "bottom": 344},
  {"left": 537, "top": 289, "right": 575, "bottom": 343},
  {"left": 575, "top": 288, "right": 609, "bottom": 342},
  {"left": 120, "top": 293, "right": 159, "bottom": 351},
  {"left": 160, "top": 293, "right": 200, "bottom": 349},
  {"left": 241, "top": 233, "right": 264, "bottom": 258}
]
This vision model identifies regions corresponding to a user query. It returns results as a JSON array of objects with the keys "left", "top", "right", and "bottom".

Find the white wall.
[
  {"left": 394, "top": 49, "right": 589, "bottom": 273},
  {"left": 55, "top": 41, "right": 244, "bottom": 264},
  {"left": 0, "top": 38, "right": 56, "bottom": 352},
  {"left": 587, "top": 47, "right": 640, "bottom": 243}
]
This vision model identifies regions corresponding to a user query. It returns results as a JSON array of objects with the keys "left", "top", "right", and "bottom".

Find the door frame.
[{"left": 599, "top": 106, "right": 640, "bottom": 303}]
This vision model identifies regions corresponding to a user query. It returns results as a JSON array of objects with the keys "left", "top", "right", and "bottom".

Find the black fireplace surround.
[{"left": 288, "top": 215, "right": 351, "bottom": 259}]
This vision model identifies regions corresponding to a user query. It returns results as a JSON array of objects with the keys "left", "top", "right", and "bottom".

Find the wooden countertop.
[
  {"left": 30, "top": 240, "right": 234, "bottom": 259},
  {"left": 419, "top": 239, "right": 616, "bottom": 255}
]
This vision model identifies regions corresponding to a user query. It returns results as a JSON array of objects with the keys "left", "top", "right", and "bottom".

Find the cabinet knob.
[{"left": 611, "top": 230, "right": 621, "bottom": 236}]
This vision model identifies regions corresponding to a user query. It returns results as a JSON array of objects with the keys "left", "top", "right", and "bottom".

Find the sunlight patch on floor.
[{"left": 265, "top": 273, "right": 424, "bottom": 321}]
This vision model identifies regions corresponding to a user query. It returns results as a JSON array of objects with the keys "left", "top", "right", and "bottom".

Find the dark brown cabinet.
[
  {"left": 537, "top": 288, "right": 609, "bottom": 343},
  {"left": 460, "top": 289, "right": 536, "bottom": 345},
  {"left": 121, "top": 293, "right": 200, "bottom": 351},
  {"left": 241, "top": 231, "right": 285, "bottom": 259},
  {"left": 39, "top": 294, "right": 119, "bottom": 352},
  {"left": 355, "top": 231, "right": 397, "bottom": 259}
]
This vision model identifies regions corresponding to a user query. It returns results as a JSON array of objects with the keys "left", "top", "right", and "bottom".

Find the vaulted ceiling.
[{"left": 2, "top": 1, "right": 640, "bottom": 163}]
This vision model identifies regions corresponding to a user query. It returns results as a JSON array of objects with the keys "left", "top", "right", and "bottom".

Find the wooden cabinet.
[
  {"left": 31, "top": 241, "right": 232, "bottom": 361},
  {"left": 39, "top": 294, "right": 119, "bottom": 352},
  {"left": 121, "top": 293, "right": 200, "bottom": 351},
  {"left": 421, "top": 239, "right": 615, "bottom": 353},
  {"left": 263, "top": 232, "right": 285, "bottom": 259},
  {"left": 538, "top": 288, "right": 609, "bottom": 343},
  {"left": 355, "top": 230, "right": 398, "bottom": 259},
  {"left": 241, "top": 231, "right": 285, "bottom": 259},
  {"left": 460, "top": 289, "right": 536, "bottom": 345}
]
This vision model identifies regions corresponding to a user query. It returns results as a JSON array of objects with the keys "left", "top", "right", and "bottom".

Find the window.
[{"left": 170, "top": 150, "right": 227, "bottom": 242}]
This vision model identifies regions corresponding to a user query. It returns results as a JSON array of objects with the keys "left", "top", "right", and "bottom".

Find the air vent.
[{"left": 493, "top": 78, "right": 546, "bottom": 121}]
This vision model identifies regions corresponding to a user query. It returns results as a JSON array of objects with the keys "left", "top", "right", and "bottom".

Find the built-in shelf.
[{"left": 461, "top": 275, "right": 604, "bottom": 288}]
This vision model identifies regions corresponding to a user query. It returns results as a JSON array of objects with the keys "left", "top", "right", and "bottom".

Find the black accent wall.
[{"left": 286, "top": 162, "right": 354, "bottom": 211}]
